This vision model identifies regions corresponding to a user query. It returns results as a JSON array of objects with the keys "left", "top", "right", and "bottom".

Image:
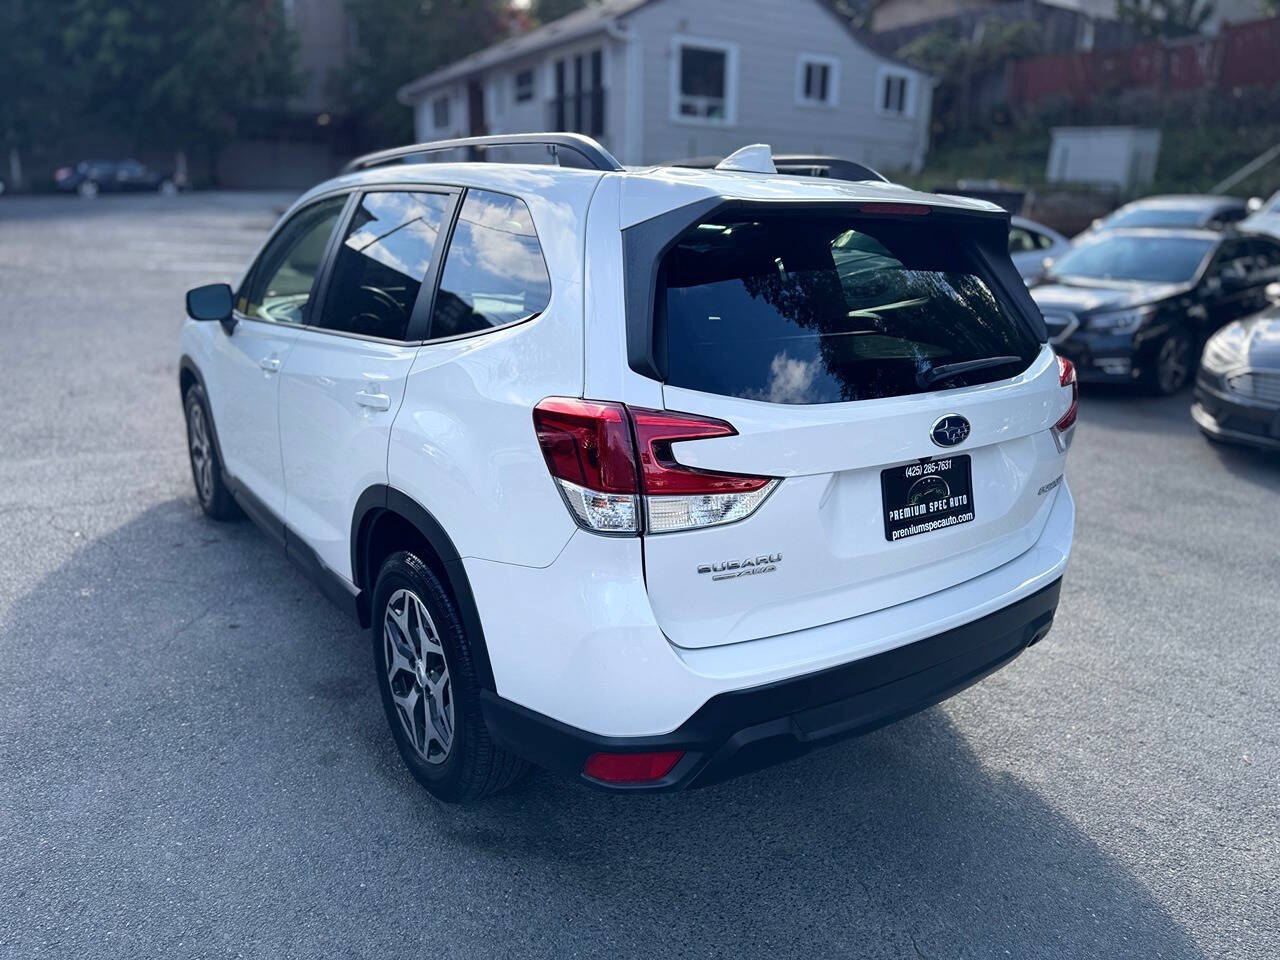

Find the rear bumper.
[{"left": 482, "top": 578, "right": 1061, "bottom": 792}]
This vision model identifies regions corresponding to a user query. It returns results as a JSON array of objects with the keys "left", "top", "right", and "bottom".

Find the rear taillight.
[
  {"left": 533, "top": 398, "right": 778, "bottom": 536},
  {"left": 54, "top": 167, "right": 71, "bottom": 181},
  {"left": 1052, "top": 356, "right": 1078, "bottom": 453}
]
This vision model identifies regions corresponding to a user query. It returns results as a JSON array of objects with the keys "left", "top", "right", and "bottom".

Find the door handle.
[
  {"left": 354, "top": 389, "right": 391, "bottom": 411},
  {"left": 259, "top": 355, "right": 281, "bottom": 373}
]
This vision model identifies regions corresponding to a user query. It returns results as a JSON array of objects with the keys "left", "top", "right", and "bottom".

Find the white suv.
[{"left": 179, "top": 135, "right": 1077, "bottom": 801}]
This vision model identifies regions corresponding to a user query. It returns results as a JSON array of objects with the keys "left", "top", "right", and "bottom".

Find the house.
[{"left": 396, "top": 0, "right": 935, "bottom": 172}]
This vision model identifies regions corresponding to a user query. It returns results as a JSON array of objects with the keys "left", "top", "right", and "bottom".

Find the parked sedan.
[
  {"left": 1192, "top": 285, "right": 1280, "bottom": 451},
  {"left": 1009, "top": 216, "right": 1071, "bottom": 283},
  {"left": 54, "top": 159, "right": 180, "bottom": 198},
  {"left": 1032, "top": 229, "right": 1280, "bottom": 394},
  {"left": 1080, "top": 195, "right": 1250, "bottom": 238}
]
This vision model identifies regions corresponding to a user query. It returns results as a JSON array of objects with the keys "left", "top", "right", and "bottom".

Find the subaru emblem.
[{"left": 930, "top": 414, "right": 971, "bottom": 448}]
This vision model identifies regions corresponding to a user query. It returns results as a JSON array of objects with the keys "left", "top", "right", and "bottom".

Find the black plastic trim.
[
  {"left": 350, "top": 484, "right": 497, "bottom": 691},
  {"left": 481, "top": 578, "right": 1063, "bottom": 792}
]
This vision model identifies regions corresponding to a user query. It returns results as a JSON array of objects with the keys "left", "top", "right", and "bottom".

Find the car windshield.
[
  {"left": 1103, "top": 207, "right": 1210, "bottom": 229},
  {"left": 1051, "top": 235, "right": 1213, "bottom": 284}
]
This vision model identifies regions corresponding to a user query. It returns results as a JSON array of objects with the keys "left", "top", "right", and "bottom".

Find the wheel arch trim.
[{"left": 352, "top": 485, "right": 497, "bottom": 691}]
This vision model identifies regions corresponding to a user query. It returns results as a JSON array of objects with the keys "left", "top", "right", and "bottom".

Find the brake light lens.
[
  {"left": 533, "top": 399, "right": 778, "bottom": 536},
  {"left": 583, "top": 750, "right": 684, "bottom": 784},
  {"left": 1052, "top": 356, "right": 1078, "bottom": 453}
]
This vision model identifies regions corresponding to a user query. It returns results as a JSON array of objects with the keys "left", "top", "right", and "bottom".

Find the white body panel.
[
  {"left": 206, "top": 318, "right": 300, "bottom": 517},
  {"left": 645, "top": 349, "right": 1070, "bottom": 648},
  {"left": 279, "top": 329, "right": 419, "bottom": 580}
]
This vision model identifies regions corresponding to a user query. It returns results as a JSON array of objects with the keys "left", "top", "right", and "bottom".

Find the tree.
[
  {"left": 340, "top": 0, "right": 509, "bottom": 148},
  {"left": 896, "top": 20, "right": 1042, "bottom": 138},
  {"left": 0, "top": 0, "right": 82, "bottom": 186},
  {"left": 1116, "top": 0, "right": 1216, "bottom": 38},
  {"left": 62, "top": 0, "right": 298, "bottom": 155}
]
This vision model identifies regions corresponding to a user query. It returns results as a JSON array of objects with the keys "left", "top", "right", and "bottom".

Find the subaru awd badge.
[{"left": 930, "top": 414, "right": 970, "bottom": 448}]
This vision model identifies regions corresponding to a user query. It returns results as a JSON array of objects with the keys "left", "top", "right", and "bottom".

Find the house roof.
[
  {"left": 398, "top": 0, "right": 655, "bottom": 102},
  {"left": 397, "top": 0, "right": 928, "bottom": 103}
]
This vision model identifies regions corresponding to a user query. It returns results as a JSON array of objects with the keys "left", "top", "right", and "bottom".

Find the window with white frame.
[
  {"left": 672, "top": 38, "right": 737, "bottom": 124},
  {"left": 797, "top": 54, "right": 839, "bottom": 107},
  {"left": 877, "top": 68, "right": 913, "bottom": 117},
  {"left": 514, "top": 69, "right": 534, "bottom": 103},
  {"left": 432, "top": 95, "right": 450, "bottom": 128}
]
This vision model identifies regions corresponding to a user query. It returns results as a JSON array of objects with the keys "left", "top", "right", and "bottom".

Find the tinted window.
[
  {"left": 1051, "top": 234, "right": 1213, "bottom": 284},
  {"left": 1008, "top": 227, "right": 1037, "bottom": 253},
  {"left": 316, "top": 191, "right": 450, "bottom": 340},
  {"left": 660, "top": 215, "right": 1040, "bottom": 405},
  {"left": 241, "top": 196, "right": 346, "bottom": 324},
  {"left": 430, "top": 190, "right": 551, "bottom": 339}
]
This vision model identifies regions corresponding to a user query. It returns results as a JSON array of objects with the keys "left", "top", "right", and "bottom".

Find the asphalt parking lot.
[{"left": 1, "top": 192, "right": 1277, "bottom": 960}]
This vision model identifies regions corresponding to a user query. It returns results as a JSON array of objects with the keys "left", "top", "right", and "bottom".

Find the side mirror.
[
  {"left": 186, "top": 283, "right": 233, "bottom": 323},
  {"left": 1041, "top": 256, "right": 1055, "bottom": 274},
  {"left": 1266, "top": 281, "right": 1280, "bottom": 305}
]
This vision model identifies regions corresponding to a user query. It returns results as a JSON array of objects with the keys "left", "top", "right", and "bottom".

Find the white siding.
[{"left": 624, "top": 0, "right": 931, "bottom": 170}]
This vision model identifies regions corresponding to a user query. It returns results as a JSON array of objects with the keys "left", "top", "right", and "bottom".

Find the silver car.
[{"left": 1009, "top": 216, "right": 1071, "bottom": 284}]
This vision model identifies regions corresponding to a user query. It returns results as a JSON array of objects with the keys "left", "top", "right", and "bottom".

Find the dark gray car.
[{"left": 1193, "top": 284, "right": 1280, "bottom": 451}]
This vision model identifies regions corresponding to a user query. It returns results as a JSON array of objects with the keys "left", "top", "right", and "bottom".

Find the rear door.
[
  {"left": 279, "top": 187, "right": 457, "bottom": 580},
  {"left": 638, "top": 208, "right": 1073, "bottom": 649}
]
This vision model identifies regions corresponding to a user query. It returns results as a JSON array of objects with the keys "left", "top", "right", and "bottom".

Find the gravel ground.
[{"left": 0, "top": 192, "right": 1276, "bottom": 959}]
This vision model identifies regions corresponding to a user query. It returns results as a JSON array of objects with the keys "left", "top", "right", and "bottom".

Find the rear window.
[{"left": 659, "top": 215, "right": 1039, "bottom": 404}]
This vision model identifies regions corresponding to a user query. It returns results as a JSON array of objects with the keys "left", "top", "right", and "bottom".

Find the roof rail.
[{"left": 342, "top": 132, "right": 624, "bottom": 175}]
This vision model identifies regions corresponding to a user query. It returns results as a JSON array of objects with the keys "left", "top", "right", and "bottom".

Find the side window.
[
  {"left": 241, "top": 196, "right": 346, "bottom": 324},
  {"left": 1008, "top": 227, "right": 1036, "bottom": 254},
  {"left": 316, "top": 190, "right": 451, "bottom": 341},
  {"left": 1034, "top": 230, "right": 1057, "bottom": 251},
  {"left": 1212, "top": 240, "right": 1250, "bottom": 283},
  {"left": 430, "top": 190, "right": 551, "bottom": 340}
]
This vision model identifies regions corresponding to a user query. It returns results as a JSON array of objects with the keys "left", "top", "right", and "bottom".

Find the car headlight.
[
  {"left": 1085, "top": 305, "right": 1156, "bottom": 333},
  {"left": 1201, "top": 323, "right": 1247, "bottom": 373}
]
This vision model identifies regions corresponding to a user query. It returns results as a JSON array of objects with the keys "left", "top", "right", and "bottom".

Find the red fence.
[{"left": 1010, "top": 17, "right": 1280, "bottom": 106}]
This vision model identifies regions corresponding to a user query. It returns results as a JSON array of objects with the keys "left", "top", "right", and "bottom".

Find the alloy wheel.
[
  {"left": 186, "top": 401, "right": 214, "bottom": 504},
  {"left": 383, "top": 588, "right": 454, "bottom": 765}
]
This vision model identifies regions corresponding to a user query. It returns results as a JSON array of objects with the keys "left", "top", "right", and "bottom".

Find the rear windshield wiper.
[{"left": 918, "top": 355, "right": 1022, "bottom": 387}]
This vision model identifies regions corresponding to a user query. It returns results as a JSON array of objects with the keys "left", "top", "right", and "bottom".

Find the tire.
[
  {"left": 183, "top": 384, "right": 241, "bottom": 521},
  {"left": 77, "top": 179, "right": 99, "bottom": 199},
  {"left": 1143, "top": 327, "right": 1194, "bottom": 396},
  {"left": 372, "top": 551, "right": 528, "bottom": 802}
]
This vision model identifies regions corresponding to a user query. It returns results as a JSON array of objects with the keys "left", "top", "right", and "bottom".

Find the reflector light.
[
  {"left": 583, "top": 750, "right": 684, "bottom": 783},
  {"left": 858, "top": 203, "right": 930, "bottom": 216},
  {"left": 1052, "top": 356, "right": 1079, "bottom": 453}
]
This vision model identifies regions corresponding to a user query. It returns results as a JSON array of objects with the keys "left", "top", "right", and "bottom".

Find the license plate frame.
[{"left": 881, "top": 455, "right": 975, "bottom": 542}]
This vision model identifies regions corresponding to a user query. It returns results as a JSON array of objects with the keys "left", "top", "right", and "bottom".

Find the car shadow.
[{"left": 2, "top": 498, "right": 1208, "bottom": 959}]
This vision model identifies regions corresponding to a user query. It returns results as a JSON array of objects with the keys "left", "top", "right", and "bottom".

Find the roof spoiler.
[{"left": 342, "top": 132, "right": 624, "bottom": 175}]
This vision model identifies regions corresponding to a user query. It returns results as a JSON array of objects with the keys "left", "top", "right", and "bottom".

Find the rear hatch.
[{"left": 637, "top": 205, "right": 1073, "bottom": 649}]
